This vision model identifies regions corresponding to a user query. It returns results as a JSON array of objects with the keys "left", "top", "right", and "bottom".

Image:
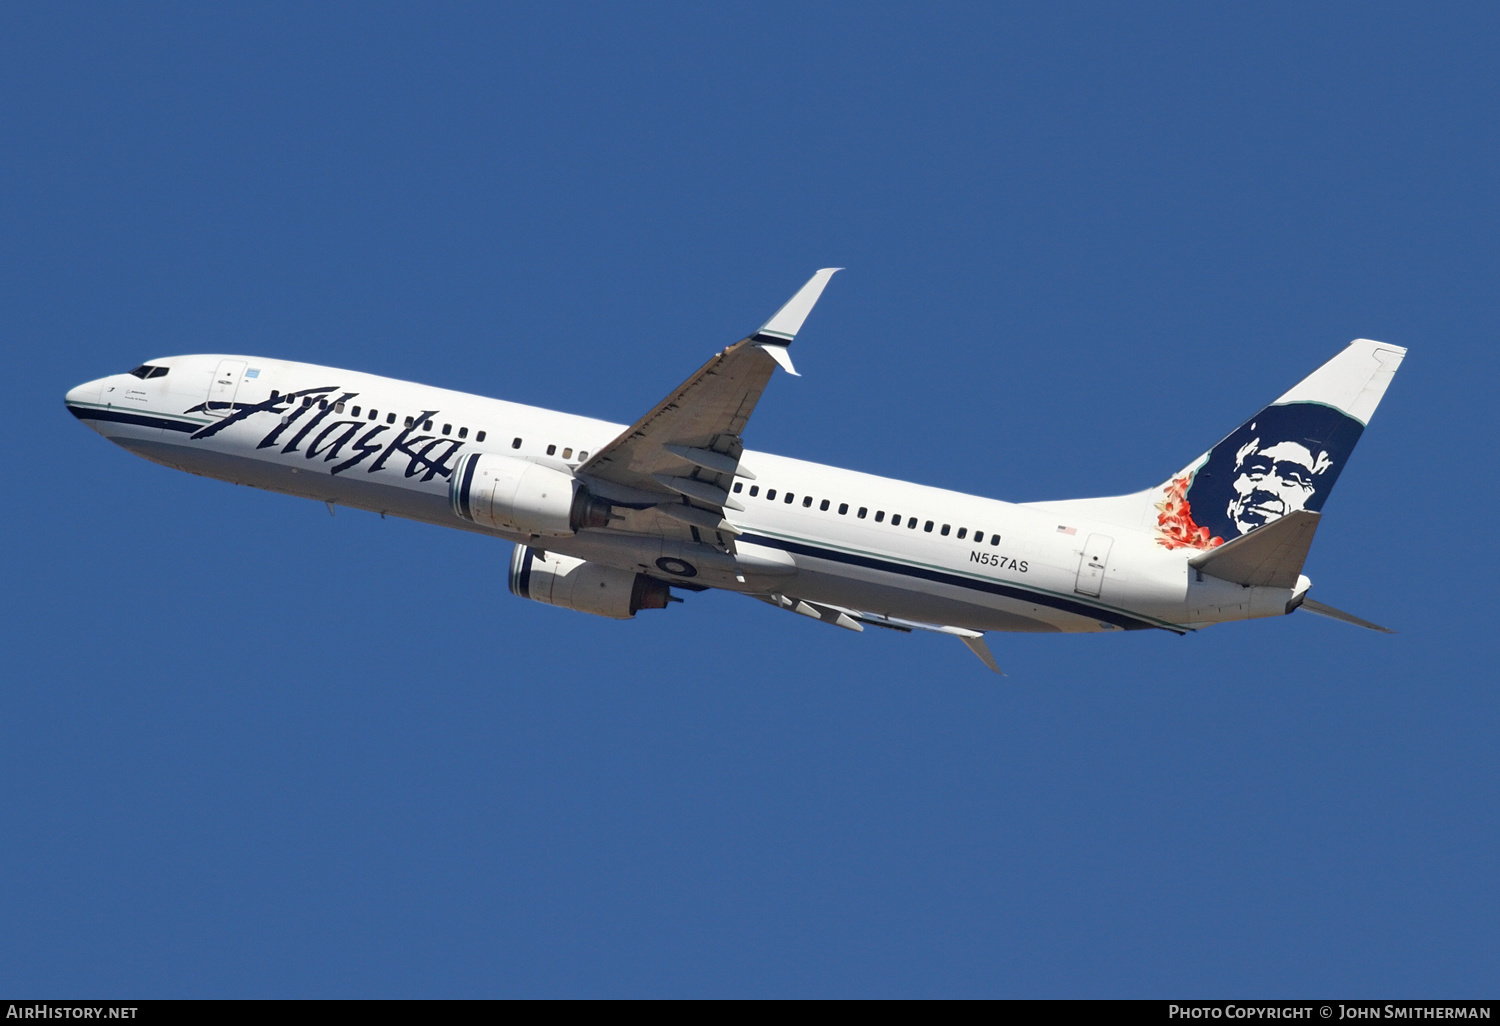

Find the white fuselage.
[{"left": 67, "top": 354, "right": 1286, "bottom": 635}]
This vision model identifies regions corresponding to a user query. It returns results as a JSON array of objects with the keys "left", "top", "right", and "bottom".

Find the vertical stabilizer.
[
  {"left": 1025, "top": 339, "right": 1406, "bottom": 551},
  {"left": 1152, "top": 339, "right": 1404, "bottom": 551}
]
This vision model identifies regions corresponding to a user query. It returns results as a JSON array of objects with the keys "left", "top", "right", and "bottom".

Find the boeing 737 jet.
[{"left": 65, "top": 270, "right": 1403, "bottom": 672}]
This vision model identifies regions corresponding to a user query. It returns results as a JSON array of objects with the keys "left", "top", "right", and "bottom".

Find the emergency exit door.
[{"left": 1074, "top": 533, "right": 1114, "bottom": 597}]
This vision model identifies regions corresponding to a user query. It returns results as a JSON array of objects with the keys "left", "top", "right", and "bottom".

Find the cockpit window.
[
  {"left": 128, "top": 365, "right": 169, "bottom": 379},
  {"left": 149, "top": 366, "right": 169, "bottom": 378}
]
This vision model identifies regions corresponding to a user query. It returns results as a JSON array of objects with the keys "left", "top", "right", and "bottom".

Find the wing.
[
  {"left": 577, "top": 269, "right": 840, "bottom": 548},
  {"left": 750, "top": 593, "right": 1005, "bottom": 675}
]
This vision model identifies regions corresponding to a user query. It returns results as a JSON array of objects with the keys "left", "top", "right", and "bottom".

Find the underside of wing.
[
  {"left": 578, "top": 337, "right": 775, "bottom": 534},
  {"left": 576, "top": 269, "right": 840, "bottom": 552},
  {"left": 749, "top": 593, "right": 1005, "bottom": 675}
]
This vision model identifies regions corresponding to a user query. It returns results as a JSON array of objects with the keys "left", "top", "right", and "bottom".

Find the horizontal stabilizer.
[
  {"left": 1299, "top": 597, "right": 1395, "bottom": 633},
  {"left": 1188, "top": 509, "right": 1320, "bottom": 589}
]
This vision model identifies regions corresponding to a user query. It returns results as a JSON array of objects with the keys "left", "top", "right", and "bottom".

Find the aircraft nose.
[
  {"left": 66, "top": 378, "right": 104, "bottom": 407},
  {"left": 65, "top": 378, "right": 108, "bottom": 423}
]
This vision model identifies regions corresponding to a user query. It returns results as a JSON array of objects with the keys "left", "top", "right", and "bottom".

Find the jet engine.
[
  {"left": 450, "top": 453, "right": 612, "bottom": 536},
  {"left": 508, "top": 545, "right": 673, "bottom": 619}
]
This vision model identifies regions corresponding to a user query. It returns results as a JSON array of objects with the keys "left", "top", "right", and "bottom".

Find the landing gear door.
[
  {"left": 205, "top": 359, "right": 247, "bottom": 418},
  {"left": 1074, "top": 533, "right": 1113, "bottom": 597}
]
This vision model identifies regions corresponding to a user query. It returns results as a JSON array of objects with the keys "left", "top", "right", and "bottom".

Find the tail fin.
[
  {"left": 1027, "top": 339, "right": 1406, "bottom": 550},
  {"left": 1153, "top": 339, "right": 1405, "bottom": 551}
]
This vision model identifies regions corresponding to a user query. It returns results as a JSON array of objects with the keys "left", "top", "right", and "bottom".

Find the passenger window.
[
  {"left": 733, "top": 482, "right": 743, "bottom": 493},
  {"left": 941, "top": 524, "right": 950, "bottom": 536},
  {"left": 512, "top": 437, "right": 521, "bottom": 448},
  {"left": 784, "top": 492, "right": 794, "bottom": 504},
  {"left": 820, "top": 499, "right": 830, "bottom": 511},
  {"left": 749, "top": 485, "right": 760, "bottom": 497},
  {"left": 562, "top": 448, "right": 572, "bottom": 459},
  {"left": 891, "top": 515, "right": 901, "bottom": 526},
  {"left": 924, "top": 520, "right": 934, "bottom": 532},
  {"left": 991, "top": 534, "right": 1001, "bottom": 546},
  {"left": 404, "top": 416, "right": 414, "bottom": 427},
  {"left": 335, "top": 402, "right": 345, "bottom": 414},
  {"left": 838, "top": 503, "right": 848, "bottom": 515},
  {"left": 477, "top": 430, "right": 487, "bottom": 442},
  {"left": 875, "top": 511, "right": 885, "bottom": 523},
  {"left": 957, "top": 527, "right": 967, "bottom": 539},
  {"left": 909, "top": 519, "right": 918, "bottom": 529},
  {"left": 442, "top": 424, "right": 451, "bottom": 435},
  {"left": 424, "top": 420, "right": 433, "bottom": 431},
  {"left": 387, "top": 413, "right": 396, "bottom": 424},
  {"left": 547, "top": 444, "right": 556, "bottom": 455},
  {"left": 271, "top": 390, "right": 281, "bottom": 401},
  {"left": 351, "top": 406, "right": 360, "bottom": 417},
  {"left": 767, "top": 489, "right": 777, "bottom": 500},
  {"left": 305, "top": 397, "right": 315, "bottom": 408},
  {"left": 319, "top": 400, "right": 328, "bottom": 410},
  {"left": 458, "top": 427, "right": 468, "bottom": 438},
  {"left": 858, "top": 507, "right": 867, "bottom": 519},
  {"left": 578, "top": 451, "right": 587, "bottom": 460},
  {"left": 802, "top": 496, "right": 812, "bottom": 508}
]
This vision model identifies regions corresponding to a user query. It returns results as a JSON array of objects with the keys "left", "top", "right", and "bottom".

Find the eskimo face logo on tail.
[
  {"left": 1156, "top": 402, "right": 1365, "bottom": 549},
  {"left": 1226, "top": 437, "right": 1332, "bottom": 534}
]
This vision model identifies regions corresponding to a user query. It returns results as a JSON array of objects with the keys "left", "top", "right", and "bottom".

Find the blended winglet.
[
  {"left": 958, "top": 634, "right": 1004, "bottom": 675},
  {"left": 753, "top": 267, "right": 841, "bottom": 349}
]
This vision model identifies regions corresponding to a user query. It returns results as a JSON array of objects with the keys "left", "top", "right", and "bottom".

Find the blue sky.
[{"left": 2, "top": 2, "right": 1496, "bottom": 997}]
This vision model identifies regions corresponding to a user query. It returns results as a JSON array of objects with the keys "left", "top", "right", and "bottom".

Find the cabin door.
[
  {"left": 204, "top": 359, "right": 247, "bottom": 418},
  {"left": 1074, "top": 533, "right": 1114, "bottom": 597}
]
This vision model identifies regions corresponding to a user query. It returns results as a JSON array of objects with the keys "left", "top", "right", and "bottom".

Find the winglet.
[
  {"left": 753, "top": 268, "right": 841, "bottom": 347},
  {"left": 761, "top": 344, "right": 800, "bottom": 376},
  {"left": 959, "top": 633, "right": 1004, "bottom": 675}
]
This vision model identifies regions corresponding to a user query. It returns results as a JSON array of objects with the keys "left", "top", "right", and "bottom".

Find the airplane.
[{"left": 64, "top": 269, "right": 1404, "bottom": 674}]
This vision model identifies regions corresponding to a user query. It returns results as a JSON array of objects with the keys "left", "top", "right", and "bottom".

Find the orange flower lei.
[{"left": 1155, "top": 475, "right": 1224, "bottom": 550}]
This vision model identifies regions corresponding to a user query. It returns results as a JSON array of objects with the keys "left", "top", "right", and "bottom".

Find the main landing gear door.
[
  {"left": 204, "top": 358, "right": 247, "bottom": 418},
  {"left": 1074, "top": 533, "right": 1114, "bottom": 597}
]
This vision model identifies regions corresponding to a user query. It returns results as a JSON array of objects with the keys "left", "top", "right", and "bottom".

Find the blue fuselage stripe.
[
  {"left": 738, "top": 532, "right": 1161, "bottom": 632},
  {"left": 67, "top": 399, "right": 1171, "bottom": 632},
  {"left": 67, "top": 405, "right": 199, "bottom": 434}
]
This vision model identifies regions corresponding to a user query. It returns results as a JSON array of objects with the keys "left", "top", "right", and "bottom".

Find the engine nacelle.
[
  {"left": 450, "top": 452, "right": 612, "bottom": 536},
  {"left": 508, "top": 545, "right": 673, "bottom": 620}
]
